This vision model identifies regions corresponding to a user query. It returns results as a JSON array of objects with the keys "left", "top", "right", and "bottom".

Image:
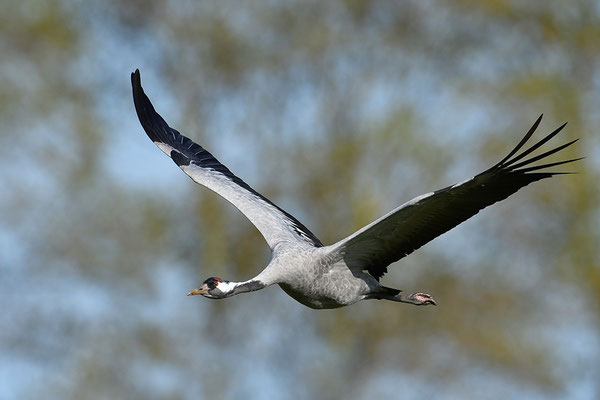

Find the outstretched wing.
[
  {"left": 332, "top": 115, "right": 581, "bottom": 280},
  {"left": 131, "top": 70, "right": 322, "bottom": 249}
]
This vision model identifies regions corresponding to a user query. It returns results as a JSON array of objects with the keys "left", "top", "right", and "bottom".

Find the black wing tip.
[
  {"left": 132, "top": 68, "right": 140, "bottom": 80},
  {"left": 492, "top": 114, "right": 545, "bottom": 169},
  {"left": 515, "top": 156, "right": 584, "bottom": 174},
  {"left": 171, "top": 150, "right": 191, "bottom": 167},
  {"left": 130, "top": 69, "right": 175, "bottom": 146},
  {"left": 508, "top": 137, "right": 579, "bottom": 172},
  {"left": 131, "top": 69, "right": 141, "bottom": 91},
  {"left": 487, "top": 116, "right": 575, "bottom": 174},
  {"left": 131, "top": 69, "right": 145, "bottom": 103}
]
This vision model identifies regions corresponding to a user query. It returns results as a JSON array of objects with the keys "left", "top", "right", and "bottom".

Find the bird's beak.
[{"left": 187, "top": 285, "right": 208, "bottom": 296}]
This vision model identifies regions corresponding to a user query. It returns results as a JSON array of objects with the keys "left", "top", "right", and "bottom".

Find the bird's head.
[{"left": 187, "top": 277, "right": 232, "bottom": 299}]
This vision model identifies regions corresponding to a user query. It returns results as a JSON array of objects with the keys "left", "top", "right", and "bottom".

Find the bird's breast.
[
  {"left": 278, "top": 268, "right": 369, "bottom": 309},
  {"left": 270, "top": 245, "right": 369, "bottom": 309}
]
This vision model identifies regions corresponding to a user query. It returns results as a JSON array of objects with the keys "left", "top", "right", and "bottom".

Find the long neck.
[{"left": 222, "top": 279, "right": 266, "bottom": 297}]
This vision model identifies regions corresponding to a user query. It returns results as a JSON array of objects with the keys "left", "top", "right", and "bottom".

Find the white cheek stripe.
[{"left": 217, "top": 281, "right": 237, "bottom": 293}]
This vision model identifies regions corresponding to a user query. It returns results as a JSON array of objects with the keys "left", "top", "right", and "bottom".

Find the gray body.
[
  {"left": 268, "top": 245, "right": 380, "bottom": 309},
  {"left": 132, "top": 70, "right": 579, "bottom": 309}
]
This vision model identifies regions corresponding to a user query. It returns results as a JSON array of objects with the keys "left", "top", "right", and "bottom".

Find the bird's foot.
[{"left": 408, "top": 292, "right": 437, "bottom": 306}]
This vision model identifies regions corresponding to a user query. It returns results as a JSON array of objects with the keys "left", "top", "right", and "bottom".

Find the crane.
[{"left": 131, "top": 69, "right": 580, "bottom": 309}]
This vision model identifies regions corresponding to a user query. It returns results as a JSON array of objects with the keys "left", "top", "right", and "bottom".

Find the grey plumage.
[{"left": 132, "top": 69, "right": 580, "bottom": 310}]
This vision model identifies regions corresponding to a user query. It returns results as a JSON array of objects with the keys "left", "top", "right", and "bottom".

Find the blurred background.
[{"left": 1, "top": 1, "right": 599, "bottom": 399}]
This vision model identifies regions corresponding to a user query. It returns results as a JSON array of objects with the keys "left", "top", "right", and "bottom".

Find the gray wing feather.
[{"left": 131, "top": 70, "right": 322, "bottom": 249}]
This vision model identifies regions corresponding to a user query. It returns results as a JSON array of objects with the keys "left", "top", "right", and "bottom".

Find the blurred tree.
[{"left": 1, "top": 0, "right": 598, "bottom": 399}]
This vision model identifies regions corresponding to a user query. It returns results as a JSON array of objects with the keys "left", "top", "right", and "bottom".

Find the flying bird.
[{"left": 131, "top": 69, "right": 580, "bottom": 309}]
